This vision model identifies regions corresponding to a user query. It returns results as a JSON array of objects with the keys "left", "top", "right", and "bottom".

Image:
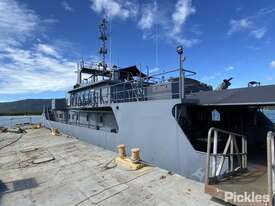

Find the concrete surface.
[{"left": 0, "top": 128, "right": 229, "bottom": 206}]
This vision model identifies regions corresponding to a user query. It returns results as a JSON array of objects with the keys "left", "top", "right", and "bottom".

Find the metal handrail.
[
  {"left": 69, "top": 79, "right": 181, "bottom": 107},
  {"left": 205, "top": 127, "right": 247, "bottom": 184},
  {"left": 267, "top": 131, "right": 275, "bottom": 205}
]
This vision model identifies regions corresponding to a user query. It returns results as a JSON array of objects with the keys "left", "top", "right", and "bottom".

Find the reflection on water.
[{"left": 0, "top": 115, "right": 42, "bottom": 127}]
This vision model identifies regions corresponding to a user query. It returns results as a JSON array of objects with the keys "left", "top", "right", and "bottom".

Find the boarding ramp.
[{"left": 204, "top": 128, "right": 271, "bottom": 206}]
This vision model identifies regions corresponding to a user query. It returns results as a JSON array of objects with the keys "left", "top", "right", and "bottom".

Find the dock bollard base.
[{"left": 115, "top": 157, "right": 144, "bottom": 170}]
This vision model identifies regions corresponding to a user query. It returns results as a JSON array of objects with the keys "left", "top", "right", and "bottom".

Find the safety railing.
[
  {"left": 205, "top": 127, "right": 247, "bottom": 184},
  {"left": 69, "top": 69, "right": 184, "bottom": 108},
  {"left": 267, "top": 131, "right": 275, "bottom": 205}
]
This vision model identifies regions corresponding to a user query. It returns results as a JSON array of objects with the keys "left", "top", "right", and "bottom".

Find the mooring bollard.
[
  {"left": 131, "top": 148, "right": 140, "bottom": 163},
  {"left": 117, "top": 144, "right": 126, "bottom": 159},
  {"left": 51, "top": 128, "right": 60, "bottom": 136}
]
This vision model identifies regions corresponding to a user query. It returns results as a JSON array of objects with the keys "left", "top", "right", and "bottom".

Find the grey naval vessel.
[{"left": 43, "top": 18, "right": 275, "bottom": 205}]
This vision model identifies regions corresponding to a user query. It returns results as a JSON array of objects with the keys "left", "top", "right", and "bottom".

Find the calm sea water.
[{"left": 0, "top": 115, "right": 42, "bottom": 127}]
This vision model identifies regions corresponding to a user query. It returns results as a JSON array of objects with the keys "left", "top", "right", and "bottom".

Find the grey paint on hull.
[{"left": 43, "top": 99, "right": 207, "bottom": 182}]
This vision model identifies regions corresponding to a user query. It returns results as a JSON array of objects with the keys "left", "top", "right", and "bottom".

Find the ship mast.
[{"left": 99, "top": 18, "right": 108, "bottom": 71}]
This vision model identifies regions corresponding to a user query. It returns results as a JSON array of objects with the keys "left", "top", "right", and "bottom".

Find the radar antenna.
[{"left": 99, "top": 18, "right": 108, "bottom": 71}]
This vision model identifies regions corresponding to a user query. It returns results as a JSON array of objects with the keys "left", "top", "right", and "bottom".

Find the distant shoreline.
[{"left": 0, "top": 112, "right": 42, "bottom": 116}]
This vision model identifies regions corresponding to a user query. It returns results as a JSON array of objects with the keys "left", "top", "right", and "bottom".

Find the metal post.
[
  {"left": 205, "top": 128, "right": 213, "bottom": 184},
  {"left": 267, "top": 132, "right": 274, "bottom": 205},
  {"left": 213, "top": 130, "right": 218, "bottom": 176},
  {"left": 230, "top": 134, "right": 234, "bottom": 172},
  {"left": 177, "top": 45, "right": 185, "bottom": 101}
]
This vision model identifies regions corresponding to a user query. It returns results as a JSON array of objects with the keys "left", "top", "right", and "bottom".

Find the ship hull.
[{"left": 43, "top": 99, "right": 207, "bottom": 182}]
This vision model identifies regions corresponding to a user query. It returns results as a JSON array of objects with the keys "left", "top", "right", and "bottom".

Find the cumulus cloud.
[
  {"left": 249, "top": 28, "right": 267, "bottom": 39},
  {"left": 90, "top": 0, "right": 137, "bottom": 19},
  {"left": 138, "top": 1, "right": 157, "bottom": 30},
  {"left": 166, "top": 0, "right": 198, "bottom": 47},
  {"left": 0, "top": 0, "right": 39, "bottom": 47},
  {"left": 227, "top": 18, "right": 267, "bottom": 39},
  {"left": 227, "top": 18, "right": 252, "bottom": 35},
  {"left": 90, "top": 0, "right": 198, "bottom": 48},
  {"left": 172, "top": 0, "right": 196, "bottom": 35},
  {"left": 61, "top": 1, "right": 74, "bottom": 12},
  {"left": 0, "top": 46, "right": 76, "bottom": 94},
  {"left": 0, "top": 0, "right": 77, "bottom": 94},
  {"left": 270, "top": 61, "right": 275, "bottom": 69},
  {"left": 36, "top": 44, "right": 61, "bottom": 58},
  {"left": 227, "top": 7, "right": 275, "bottom": 39}
]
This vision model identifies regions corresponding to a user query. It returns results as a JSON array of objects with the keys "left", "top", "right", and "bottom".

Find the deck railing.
[
  {"left": 205, "top": 127, "right": 247, "bottom": 184},
  {"left": 69, "top": 69, "right": 184, "bottom": 108}
]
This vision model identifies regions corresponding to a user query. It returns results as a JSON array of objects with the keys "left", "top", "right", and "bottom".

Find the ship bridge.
[{"left": 66, "top": 66, "right": 211, "bottom": 109}]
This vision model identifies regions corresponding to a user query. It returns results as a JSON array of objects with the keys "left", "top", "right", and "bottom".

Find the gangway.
[{"left": 205, "top": 127, "right": 270, "bottom": 206}]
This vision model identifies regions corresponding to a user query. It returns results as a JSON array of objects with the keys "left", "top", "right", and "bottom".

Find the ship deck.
[{"left": 0, "top": 127, "right": 229, "bottom": 206}]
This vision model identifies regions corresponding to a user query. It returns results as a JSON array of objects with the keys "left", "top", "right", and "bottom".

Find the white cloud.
[
  {"left": 172, "top": 0, "right": 196, "bottom": 35},
  {"left": 227, "top": 7, "right": 275, "bottom": 39},
  {"left": 0, "top": 0, "right": 39, "bottom": 47},
  {"left": 90, "top": 0, "right": 137, "bottom": 19},
  {"left": 225, "top": 65, "right": 235, "bottom": 71},
  {"left": 270, "top": 61, "right": 275, "bottom": 69},
  {"left": 90, "top": 0, "right": 198, "bottom": 48},
  {"left": 227, "top": 18, "right": 252, "bottom": 35},
  {"left": 36, "top": 44, "right": 61, "bottom": 58},
  {"left": 61, "top": 1, "right": 74, "bottom": 12},
  {"left": 0, "top": 0, "right": 77, "bottom": 94},
  {"left": 249, "top": 28, "right": 267, "bottom": 39},
  {"left": 167, "top": 0, "right": 198, "bottom": 47},
  {"left": 138, "top": 1, "right": 157, "bottom": 30},
  {"left": 0, "top": 45, "right": 76, "bottom": 94}
]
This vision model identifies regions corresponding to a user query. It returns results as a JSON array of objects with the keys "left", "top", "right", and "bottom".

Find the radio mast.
[{"left": 99, "top": 18, "right": 108, "bottom": 71}]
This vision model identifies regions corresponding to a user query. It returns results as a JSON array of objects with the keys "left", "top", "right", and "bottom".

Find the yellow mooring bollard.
[
  {"left": 115, "top": 145, "right": 144, "bottom": 170},
  {"left": 131, "top": 148, "right": 140, "bottom": 163},
  {"left": 51, "top": 128, "right": 60, "bottom": 136},
  {"left": 117, "top": 144, "right": 126, "bottom": 159}
]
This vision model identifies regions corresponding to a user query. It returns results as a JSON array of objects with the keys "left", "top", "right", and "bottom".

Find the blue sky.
[{"left": 0, "top": 0, "right": 275, "bottom": 102}]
